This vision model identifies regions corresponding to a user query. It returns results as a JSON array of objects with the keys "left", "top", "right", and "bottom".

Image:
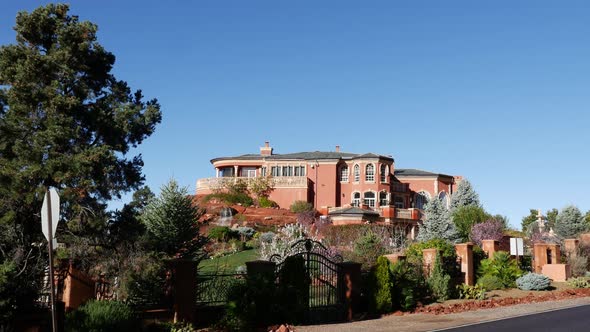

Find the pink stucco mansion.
[{"left": 196, "top": 142, "right": 462, "bottom": 226}]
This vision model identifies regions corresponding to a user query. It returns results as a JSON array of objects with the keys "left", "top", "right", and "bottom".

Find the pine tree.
[
  {"left": 554, "top": 205, "right": 587, "bottom": 238},
  {"left": 140, "top": 179, "right": 205, "bottom": 258},
  {"left": 449, "top": 179, "right": 480, "bottom": 211},
  {"left": 417, "top": 197, "right": 460, "bottom": 243}
]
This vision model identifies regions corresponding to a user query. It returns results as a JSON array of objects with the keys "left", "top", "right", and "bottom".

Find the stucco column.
[
  {"left": 234, "top": 165, "right": 239, "bottom": 177},
  {"left": 422, "top": 248, "right": 441, "bottom": 277},
  {"left": 455, "top": 243, "right": 474, "bottom": 286},
  {"left": 434, "top": 180, "right": 439, "bottom": 195},
  {"left": 337, "top": 262, "right": 362, "bottom": 321},
  {"left": 565, "top": 239, "right": 579, "bottom": 257},
  {"left": 215, "top": 168, "right": 219, "bottom": 178},
  {"left": 481, "top": 240, "right": 499, "bottom": 258}
]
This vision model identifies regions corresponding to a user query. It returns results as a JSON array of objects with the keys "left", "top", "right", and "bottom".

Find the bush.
[
  {"left": 568, "top": 254, "right": 588, "bottom": 277},
  {"left": 66, "top": 300, "right": 137, "bottom": 332},
  {"left": 405, "top": 239, "right": 460, "bottom": 278},
  {"left": 120, "top": 258, "right": 167, "bottom": 306},
  {"left": 389, "top": 260, "right": 427, "bottom": 311},
  {"left": 205, "top": 192, "right": 254, "bottom": 206},
  {"left": 258, "top": 196, "right": 278, "bottom": 208},
  {"left": 209, "top": 226, "right": 237, "bottom": 242},
  {"left": 236, "top": 227, "right": 256, "bottom": 241},
  {"left": 290, "top": 200, "right": 314, "bottom": 213},
  {"left": 369, "top": 256, "right": 393, "bottom": 314},
  {"left": 427, "top": 254, "right": 452, "bottom": 302},
  {"left": 457, "top": 284, "right": 486, "bottom": 300},
  {"left": 568, "top": 277, "right": 590, "bottom": 288},
  {"left": 476, "top": 275, "right": 504, "bottom": 291},
  {"left": 352, "top": 231, "right": 386, "bottom": 271},
  {"left": 516, "top": 273, "right": 551, "bottom": 291},
  {"left": 259, "top": 231, "right": 275, "bottom": 244},
  {"left": 477, "top": 251, "right": 523, "bottom": 288},
  {"left": 470, "top": 220, "right": 504, "bottom": 247}
]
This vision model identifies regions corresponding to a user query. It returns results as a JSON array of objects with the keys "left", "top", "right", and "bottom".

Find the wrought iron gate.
[{"left": 270, "top": 239, "right": 345, "bottom": 323}]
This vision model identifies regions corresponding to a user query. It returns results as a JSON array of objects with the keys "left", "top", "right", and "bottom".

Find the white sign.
[
  {"left": 41, "top": 188, "right": 60, "bottom": 242},
  {"left": 510, "top": 237, "right": 524, "bottom": 256}
]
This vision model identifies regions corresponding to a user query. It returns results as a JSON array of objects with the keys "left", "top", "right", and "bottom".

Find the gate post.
[
  {"left": 246, "top": 260, "right": 276, "bottom": 281},
  {"left": 166, "top": 259, "right": 197, "bottom": 324},
  {"left": 337, "top": 262, "right": 361, "bottom": 321}
]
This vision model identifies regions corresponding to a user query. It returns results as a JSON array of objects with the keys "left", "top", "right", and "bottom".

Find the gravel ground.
[{"left": 295, "top": 297, "right": 590, "bottom": 332}]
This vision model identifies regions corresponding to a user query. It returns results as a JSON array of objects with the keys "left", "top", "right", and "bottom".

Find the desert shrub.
[
  {"left": 204, "top": 192, "right": 254, "bottom": 206},
  {"left": 66, "top": 300, "right": 138, "bottom": 332},
  {"left": 236, "top": 227, "right": 256, "bottom": 241},
  {"left": 476, "top": 275, "right": 504, "bottom": 291},
  {"left": 457, "top": 284, "right": 486, "bottom": 300},
  {"left": 352, "top": 231, "right": 386, "bottom": 271},
  {"left": 470, "top": 220, "right": 504, "bottom": 247},
  {"left": 568, "top": 277, "right": 590, "bottom": 288},
  {"left": 369, "top": 256, "right": 393, "bottom": 314},
  {"left": 389, "top": 260, "right": 428, "bottom": 311},
  {"left": 258, "top": 196, "right": 278, "bottom": 208},
  {"left": 516, "top": 273, "right": 551, "bottom": 291},
  {"left": 427, "top": 254, "right": 452, "bottom": 302},
  {"left": 259, "top": 231, "right": 275, "bottom": 244},
  {"left": 568, "top": 254, "right": 588, "bottom": 277},
  {"left": 477, "top": 251, "right": 523, "bottom": 288},
  {"left": 290, "top": 200, "right": 314, "bottom": 213},
  {"left": 208, "top": 226, "right": 237, "bottom": 242}
]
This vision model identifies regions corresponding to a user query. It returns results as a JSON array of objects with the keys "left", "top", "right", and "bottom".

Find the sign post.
[{"left": 41, "top": 188, "right": 60, "bottom": 332}]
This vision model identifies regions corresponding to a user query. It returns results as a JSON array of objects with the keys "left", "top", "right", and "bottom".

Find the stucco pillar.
[
  {"left": 455, "top": 243, "right": 474, "bottom": 286},
  {"left": 337, "top": 262, "right": 362, "bottom": 321},
  {"left": 434, "top": 181, "right": 439, "bottom": 195},
  {"left": 233, "top": 165, "right": 239, "bottom": 177},
  {"left": 383, "top": 253, "right": 406, "bottom": 265},
  {"left": 215, "top": 168, "right": 219, "bottom": 178},
  {"left": 481, "top": 240, "right": 499, "bottom": 258},
  {"left": 422, "top": 248, "right": 441, "bottom": 277}
]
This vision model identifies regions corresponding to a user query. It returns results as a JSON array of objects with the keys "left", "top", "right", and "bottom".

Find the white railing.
[
  {"left": 395, "top": 209, "right": 413, "bottom": 219},
  {"left": 196, "top": 176, "right": 308, "bottom": 192}
]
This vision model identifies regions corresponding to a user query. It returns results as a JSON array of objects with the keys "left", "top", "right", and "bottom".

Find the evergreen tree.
[
  {"left": 521, "top": 209, "right": 539, "bottom": 232},
  {"left": 417, "top": 197, "right": 460, "bottom": 243},
  {"left": 554, "top": 205, "right": 587, "bottom": 238},
  {"left": 449, "top": 179, "right": 480, "bottom": 211},
  {"left": 451, "top": 205, "right": 491, "bottom": 242},
  {"left": 140, "top": 179, "right": 205, "bottom": 258}
]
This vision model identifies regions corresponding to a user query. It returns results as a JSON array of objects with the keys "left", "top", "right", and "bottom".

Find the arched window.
[
  {"left": 340, "top": 165, "right": 349, "bottom": 182},
  {"left": 353, "top": 164, "right": 360, "bottom": 182},
  {"left": 352, "top": 192, "right": 361, "bottom": 207},
  {"left": 414, "top": 191, "right": 430, "bottom": 210},
  {"left": 380, "top": 164, "right": 388, "bottom": 183},
  {"left": 379, "top": 191, "right": 388, "bottom": 206},
  {"left": 365, "top": 164, "right": 375, "bottom": 182},
  {"left": 438, "top": 191, "right": 449, "bottom": 209},
  {"left": 364, "top": 191, "right": 376, "bottom": 208}
]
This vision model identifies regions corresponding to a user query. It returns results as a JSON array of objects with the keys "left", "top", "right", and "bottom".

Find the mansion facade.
[{"left": 196, "top": 142, "right": 461, "bottom": 224}]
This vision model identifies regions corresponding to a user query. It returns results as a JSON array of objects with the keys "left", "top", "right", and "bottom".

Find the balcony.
[{"left": 196, "top": 176, "right": 308, "bottom": 193}]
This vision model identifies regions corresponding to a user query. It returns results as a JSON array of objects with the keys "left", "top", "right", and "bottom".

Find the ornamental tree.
[
  {"left": 470, "top": 219, "right": 504, "bottom": 247},
  {"left": 417, "top": 197, "right": 460, "bottom": 243},
  {"left": 449, "top": 179, "right": 480, "bottom": 211},
  {"left": 452, "top": 205, "right": 491, "bottom": 242},
  {"left": 554, "top": 205, "right": 587, "bottom": 239}
]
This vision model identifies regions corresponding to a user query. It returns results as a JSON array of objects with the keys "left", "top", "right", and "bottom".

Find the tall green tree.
[
  {"left": 521, "top": 209, "right": 539, "bottom": 232},
  {"left": 417, "top": 197, "right": 459, "bottom": 243},
  {"left": 0, "top": 3, "right": 161, "bottom": 317},
  {"left": 449, "top": 179, "right": 480, "bottom": 212},
  {"left": 140, "top": 179, "right": 205, "bottom": 258},
  {"left": 554, "top": 205, "right": 587, "bottom": 239},
  {"left": 451, "top": 205, "right": 492, "bottom": 242}
]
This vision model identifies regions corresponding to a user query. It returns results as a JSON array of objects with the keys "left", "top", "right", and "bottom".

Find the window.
[
  {"left": 294, "top": 165, "right": 305, "bottom": 177},
  {"left": 365, "top": 164, "right": 375, "bottom": 182},
  {"left": 353, "top": 164, "right": 360, "bottom": 182},
  {"left": 363, "top": 191, "right": 376, "bottom": 208},
  {"left": 394, "top": 196, "right": 404, "bottom": 208},
  {"left": 380, "top": 164, "right": 388, "bottom": 183},
  {"left": 219, "top": 167, "right": 235, "bottom": 177},
  {"left": 271, "top": 166, "right": 280, "bottom": 177},
  {"left": 282, "top": 166, "right": 293, "bottom": 176},
  {"left": 261, "top": 167, "right": 267, "bottom": 176},
  {"left": 340, "top": 165, "right": 349, "bottom": 182},
  {"left": 352, "top": 192, "right": 361, "bottom": 207},
  {"left": 379, "top": 191, "right": 388, "bottom": 206}
]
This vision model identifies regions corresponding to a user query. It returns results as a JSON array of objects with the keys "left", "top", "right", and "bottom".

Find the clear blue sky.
[{"left": 2, "top": 1, "right": 590, "bottom": 229}]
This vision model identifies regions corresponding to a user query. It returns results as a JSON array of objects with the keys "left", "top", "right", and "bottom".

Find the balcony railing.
[{"left": 197, "top": 176, "right": 308, "bottom": 192}]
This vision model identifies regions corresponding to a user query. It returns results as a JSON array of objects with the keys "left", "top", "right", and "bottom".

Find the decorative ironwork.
[
  {"left": 269, "top": 239, "right": 343, "bottom": 264},
  {"left": 196, "top": 273, "right": 246, "bottom": 306}
]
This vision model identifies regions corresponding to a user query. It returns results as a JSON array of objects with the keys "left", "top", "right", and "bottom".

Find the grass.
[{"left": 199, "top": 248, "right": 259, "bottom": 274}]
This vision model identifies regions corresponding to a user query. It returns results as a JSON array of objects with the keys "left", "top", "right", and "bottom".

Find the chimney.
[
  {"left": 260, "top": 141, "right": 273, "bottom": 156},
  {"left": 335, "top": 145, "right": 340, "bottom": 152}
]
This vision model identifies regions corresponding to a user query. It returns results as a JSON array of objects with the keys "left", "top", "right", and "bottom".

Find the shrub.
[
  {"left": 405, "top": 239, "right": 459, "bottom": 278},
  {"left": 208, "top": 226, "right": 237, "bottom": 242},
  {"left": 457, "top": 284, "right": 486, "bottom": 300},
  {"left": 369, "top": 256, "right": 393, "bottom": 314},
  {"left": 259, "top": 231, "right": 275, "bottom": 244},
  {"left": 516, "top": 273, "right": 551, "bottom": 291},
  {"left": 568, "top": 277, "right": 590, "bottom": 288},
  {"left": 290, "top": 200, "right": 314, "bottom": 213},
  {"left": 258, "top": 196, "right": 278, "bottom": 208},
  {"left": 568, "top": 254, "right": 588, "bottom": 277},
  {"left": 204, "top": 192, "right": 254, "bottom": 206},
  {"left": 120, "top": 258, "right": 167, "bottom": 306},
  {"left": 477, "top": 251, "right": 523, "bottom": 288},
  {"left": 66, "top": 300, "right": 137, "bottom": 332},
  {"left": 470, "top": 220, "right": 504, "bottom": 247},
  {"left": 427, "top": 254, "right": 452, "bottom": 302},
  {"left": 476, "top": 275, "right": 504, "bottom": 291},
  {"left": 390, "top": 260, "right": 427, "bottom": 311},
  {"left": 452, "top": 205, "right": 491, "bottom": 242},
  {"left": 236, "top": 227, "right": 256, "bottom": 241},
  {"left": 352, "top": 231, "right": 386, "bottom": 271}
]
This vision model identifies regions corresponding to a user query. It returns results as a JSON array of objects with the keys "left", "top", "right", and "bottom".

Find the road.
[{"left": 441, "top": 304, "right": 590, "bottom": 332}]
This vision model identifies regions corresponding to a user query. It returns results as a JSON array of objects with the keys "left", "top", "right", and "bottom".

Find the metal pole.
[{"left": 46, "top": 190, "right": 58, "bottom": 332}]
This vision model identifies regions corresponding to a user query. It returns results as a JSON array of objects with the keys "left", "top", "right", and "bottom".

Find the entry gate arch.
[{"left": 270, "top": 238, "right": 345, "bottom": 323}]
